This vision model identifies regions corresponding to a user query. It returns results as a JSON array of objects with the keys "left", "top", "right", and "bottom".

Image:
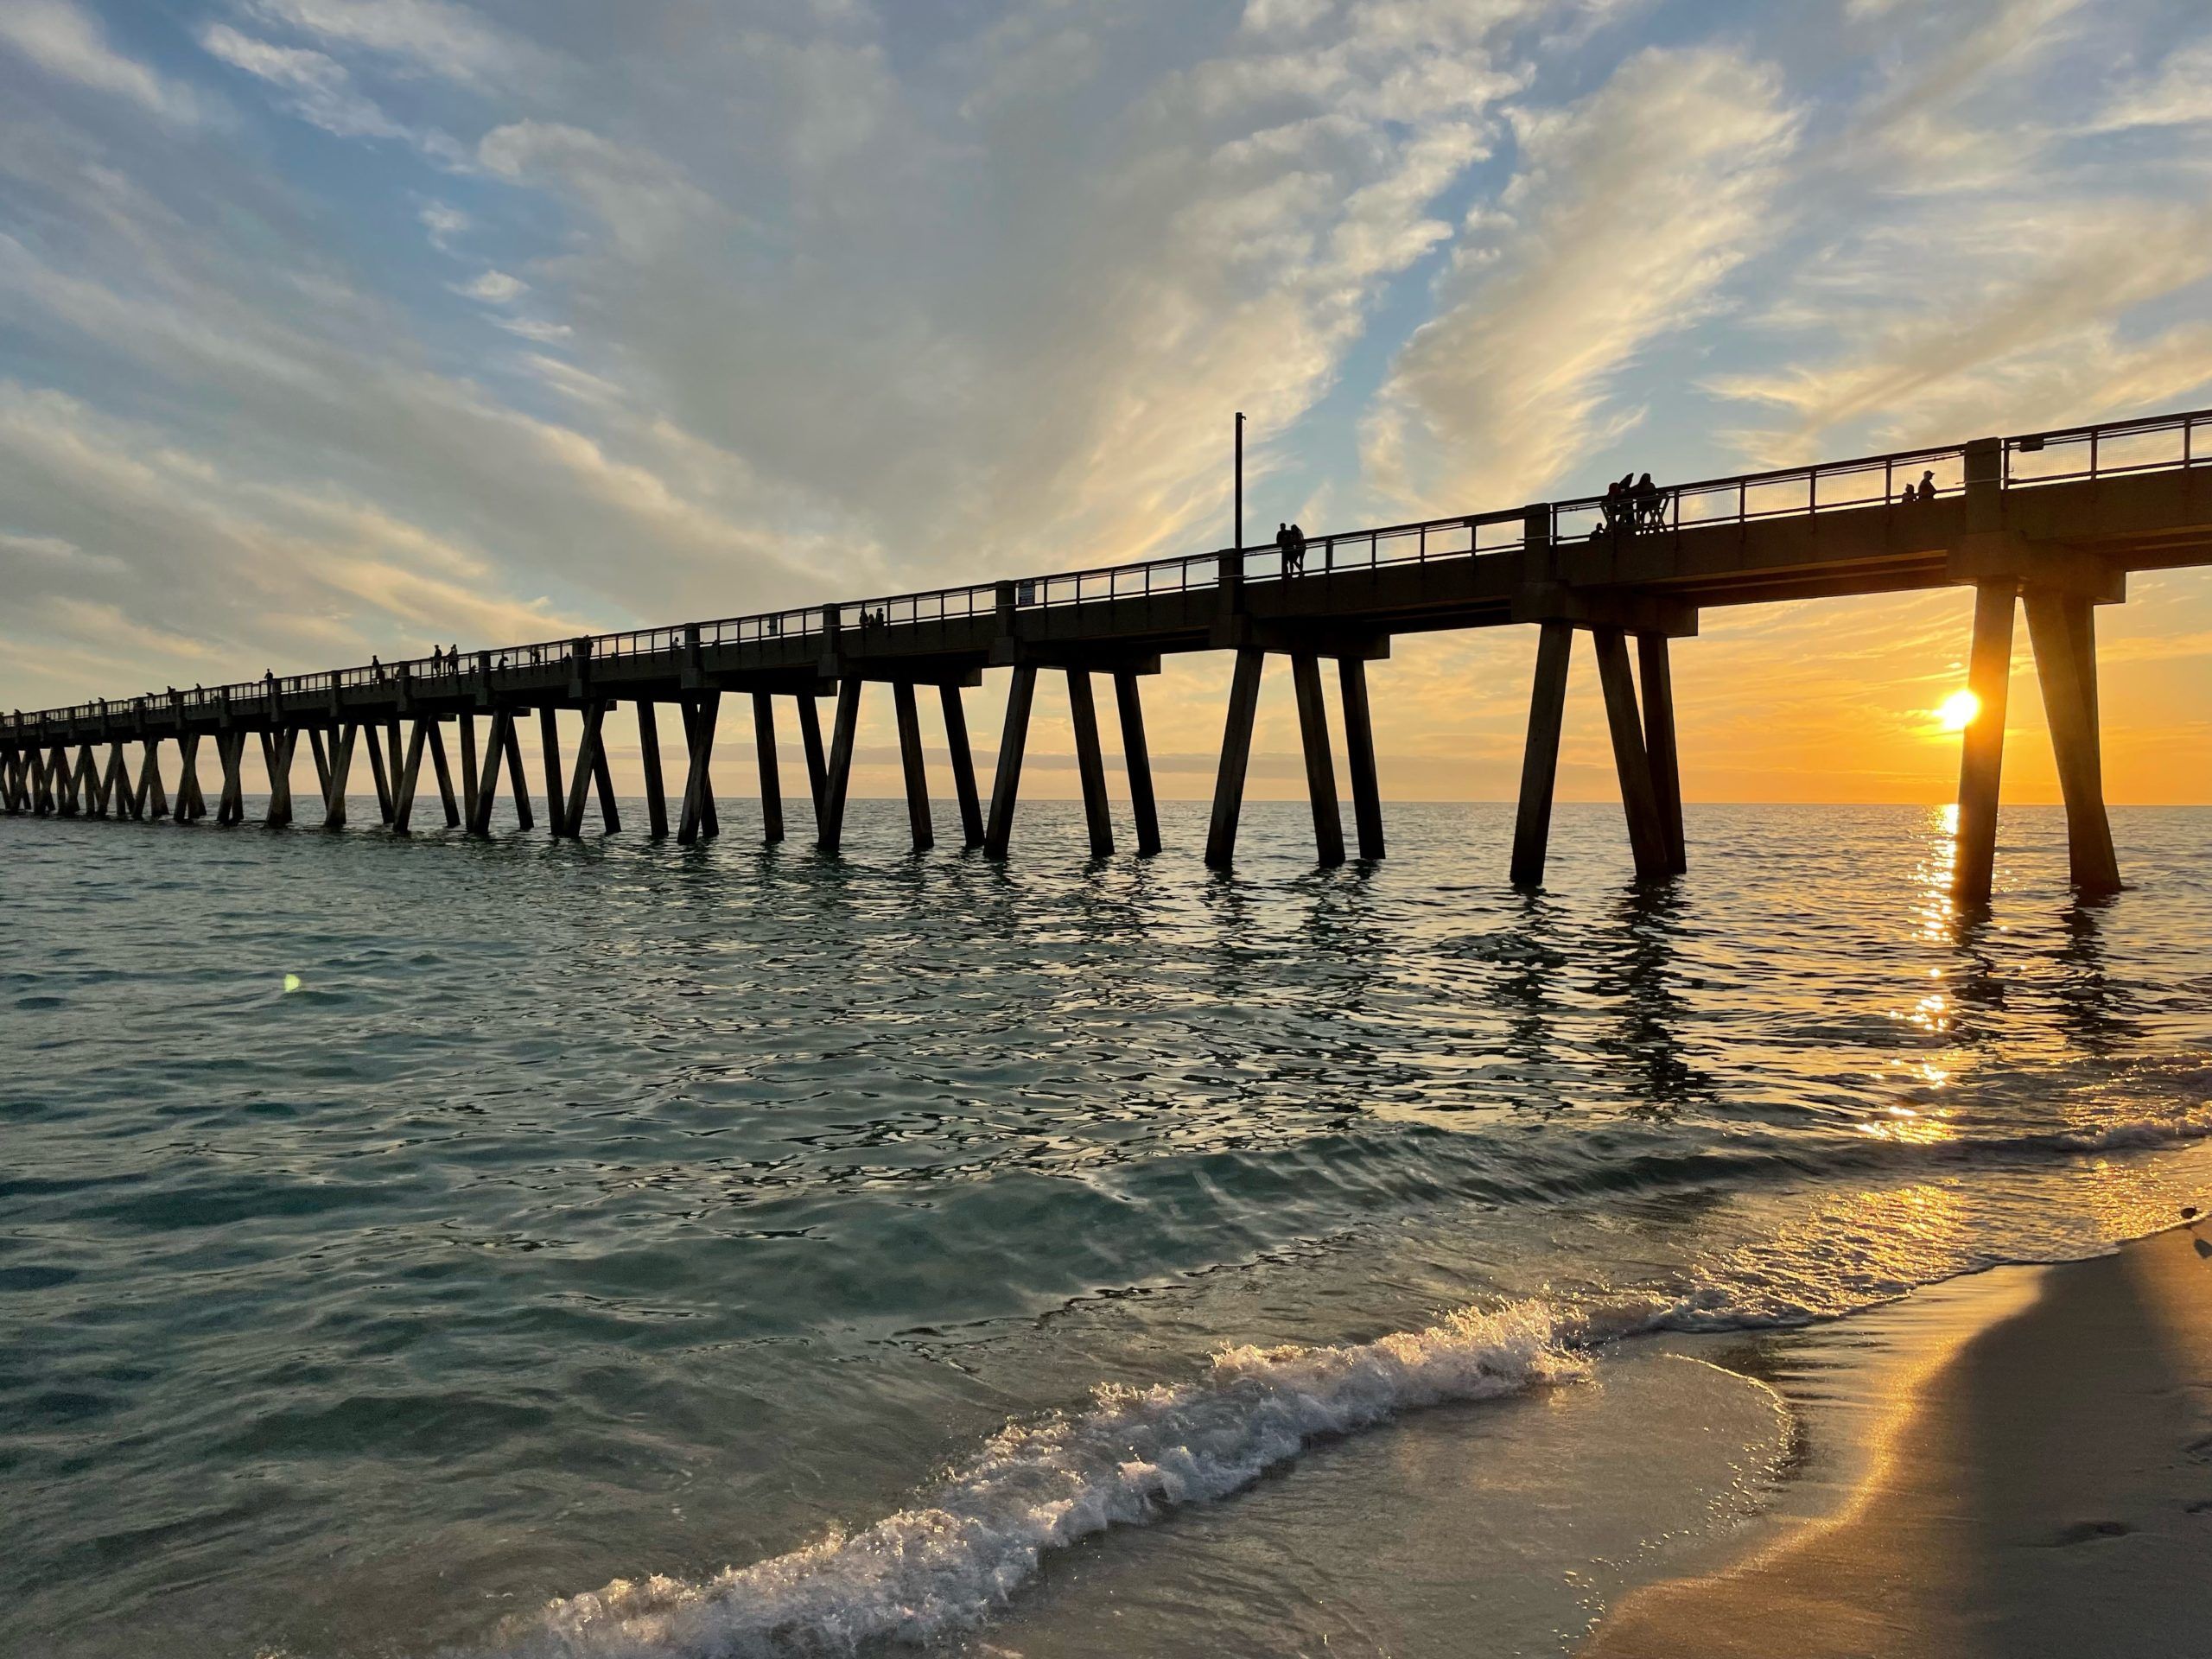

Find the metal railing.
[{"left": 7, "top": 404, "right": 2210, "bottom": 741}]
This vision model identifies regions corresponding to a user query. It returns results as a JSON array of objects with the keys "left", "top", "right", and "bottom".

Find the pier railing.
[{"left": 7, "top": 404, "right": 2211, "bottom": 740}]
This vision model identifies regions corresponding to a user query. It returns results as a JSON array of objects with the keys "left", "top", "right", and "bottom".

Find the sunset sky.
[{"left": 2, "top": 0, "right": 2209, "bottom": 805}]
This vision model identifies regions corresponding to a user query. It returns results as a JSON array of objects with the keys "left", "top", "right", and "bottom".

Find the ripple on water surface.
[{"left": 1, "top": 800, "right": 2209, "bottom": 1658}]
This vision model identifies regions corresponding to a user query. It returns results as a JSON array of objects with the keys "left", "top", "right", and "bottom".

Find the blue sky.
[{"left": 3, "top": 0, "right": 2210, "bottom": 802}]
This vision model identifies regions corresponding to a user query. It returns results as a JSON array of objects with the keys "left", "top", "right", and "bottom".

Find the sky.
[{"left": 2, "top": 0, "right": 2209, "bottom": 808}]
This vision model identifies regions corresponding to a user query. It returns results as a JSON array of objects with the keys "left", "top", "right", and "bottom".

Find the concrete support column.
[
  {"left": 423, "top": 721, "right": 461, "bottom": 828},
  {"left": 984, "top": 664, "right": 1038, "bottom": 859},
  {"left": 1338, "top": 658, "right": 1385, "bottom": 861},
  {"left": 1290, "top": 652, "right": 1345, "bottom": 866},
  {"left": 1953, "top": 579, "right": 2017, "bottom": 906},
  {"left": 175, "top": 734, "right": 202, "bottom": 822},
  {"left": 798, "top": 695, "right": 829, "bottom": 825},
  {"left": 503, "top": 717, "right": 533, "bottom": 832},
  {"left": 752, "top": 693, "right": 784, "bottom": 844},
  {"left": 137, "top": 741, "right": 168, "bottom": 821},
  {"left": 940, "top": 683, "right": 986, "bottom": 850},
  {"left": 1113, "top": 671, "right": 1162, "bottom": 857},
  {"left": 363, "top": 723, "right": 395, "bottom": 825},
  {"left": 1067, "top": 669, "right": 1114, "bottom": 858},
  {"left": 468, "top": 712, "right": 507, "bottom": 835},
  {"left": 393, "top": 720, "right": 429, "bottom": 835},
  {"left": 2024, "top": 589, "right": 2120, "bottom": 895},
  {"left": 1510, "top": 621, "right": 1574, "bottom": 889},
  {"left": 538, "top": 705, "right": 569, "bottom": 837},
  {"left": 262, "top": 731, "right": 295, "bottom": 827},
  {"left": 590, "top": 723, "right": 619, "bottom": 835},
  {"left": 1593, "top": 627, "right": 1670, "bottom": 880},
  {"left": 677, "top": 693, "right": 721, "bottom": 845},
  {"left": 457, "top": 715, "right": 481, "bottom": 834},
  {"left": 817, "top": 679, "right": 861, "bottom": 854},
  {"left": 637, "top": 702, "right": 669, "bottom": 840},
  {"left": 562, "top": 702, "right": 607, "bottom": 837},
  {"left": 1636, "top": 633, "right": 1687, "bottom": 875},
  {"left": 218, "top": 732, "right": 249, "bottom": 827},
  {"left": 323, "top": 724, "right": 357, "bottom": 830},
  {"left": 105, "top": 745, "right": 137, "bottom": 821},
  {"left": 893, "top": 680, "right": 934, "bottom": 853},
  {"left": 1205, "top": 646, "right": 1267, "bottom": 870}
]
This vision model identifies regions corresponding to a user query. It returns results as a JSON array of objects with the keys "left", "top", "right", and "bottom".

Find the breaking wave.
[{"left": 488, "top": 1300, "right": 1592, "bottom": 1658}]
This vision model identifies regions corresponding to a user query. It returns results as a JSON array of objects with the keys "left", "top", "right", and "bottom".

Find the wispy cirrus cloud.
[{"left": 0, "top": 0, "right": 203, "bottom": 124}]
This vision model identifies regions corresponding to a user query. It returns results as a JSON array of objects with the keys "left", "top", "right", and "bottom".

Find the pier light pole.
[{"left": 1235, "top": 411, "right": 1244, "bottom": 555}]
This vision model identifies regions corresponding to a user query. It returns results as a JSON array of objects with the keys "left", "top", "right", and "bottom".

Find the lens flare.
[{"left": 1936, "top": 690, "right": 1980, "bottom": 731}]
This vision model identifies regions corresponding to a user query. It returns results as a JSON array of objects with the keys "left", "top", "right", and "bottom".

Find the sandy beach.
[{"left": 1586, "top": 1217, "right": 2212, "bottom": 1659}]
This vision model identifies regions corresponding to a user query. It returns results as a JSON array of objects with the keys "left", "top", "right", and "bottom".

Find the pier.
[{"left": 5, "top": 407, "right": 2209, "bottom": 903}]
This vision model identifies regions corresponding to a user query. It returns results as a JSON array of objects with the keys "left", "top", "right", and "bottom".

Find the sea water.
[{"left": 3, "top": 801, "right": 2209, "bottom": 1657}]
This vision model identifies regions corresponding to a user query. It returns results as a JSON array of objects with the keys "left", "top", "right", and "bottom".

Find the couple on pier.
[
  {"left": 1603, "top": 473, "right": 1668, "bottom": 531},
  {"left": 1275, "top": 521, "right": 1312, "bottom": 575}
]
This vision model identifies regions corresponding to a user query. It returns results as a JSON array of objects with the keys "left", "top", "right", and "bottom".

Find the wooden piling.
[
  {"left": 893, "top": 681, "right": 934, "bottom": 853},
  {"left": 637, "top": 701, "right": 669, "bottom": 840},
  {"left": 1337, "top": 658, "right": 1384, "bottom": 861},
  {"left": 753, "top": 692, "right": 784, "bottom": 844},
  {"left": 1112, "top": 671, "right": 1162, "bottom": 856},
  {"left": 818, "top": 679, "right": 862, "bottom": 855},
  {"left": 940, "top": 683, "right": 986, "bottom": 850},
  {"left": 1290, "top": 652, "right": 1344, "bottom": 866},
  {"left": 1636, "top": 633, "right": 1687, "bottom": 875},
  {"left": 2024, "top": 589, "right": 2120, "bottom": 895},
  {"left": 1067, "top": 669, "right": 1114, "bottom": 858},
  {"left": 1593, "top": 627, "right": 1670, "bottom": 880},
  {"left": 1953, "top": 580, "right": 2016, "bottom": 906},
  {"left": 984, "top": 663, "right": 1038, "bottom": 858},
  {"left": 1204, "top": 647, "right": 1266, "bottom": 869}
]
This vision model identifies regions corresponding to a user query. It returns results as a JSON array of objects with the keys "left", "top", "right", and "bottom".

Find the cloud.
[
  {"left": 199, "top": 22, "right": 408, "bottom": 140},
  {"left": 242, "top": 0, "right": 537, "bottom": 91},
  {"left": 453, "top": 267, "right": 525, "bottom": 303},
  {"left": 477, "top": 122, "right": 718, "bottom": 260},
  {"left": 2093, "top": 41, "right": 2212, "bottom": 130},
  {"left": 0, "top": 0, "right": 203, "bottom": 124},
  {"left": 1362, "top": 47, "right": 1801, "bottom": 508}
]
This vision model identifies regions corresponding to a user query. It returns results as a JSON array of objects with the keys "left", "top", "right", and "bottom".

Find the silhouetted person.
[
  {"left": 1286, "top": 522, "right": 1307, "bottom": 575},
  {"left": 1634, "top": 472, "right": 1664, "bottom": 528},
  {"left": 1276, "top": 522, "right": 1293, "bottom": 571},
  {"left": 1917, "top": 469, "right": 1936, "bottom": 504},
  {"left": 372, "top": 654, "right": 384, "bottom": 682},
  {"left": 448, "top": 643, "right": 458, "bottom": 665},
  {"left": 1603, "top": 478, "right": 1626, "bottom": 528}
]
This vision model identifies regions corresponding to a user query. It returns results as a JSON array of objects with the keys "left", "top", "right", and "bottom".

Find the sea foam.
[{"left": 491, "top": 1300, "right": 1587, "bottom": 1658}]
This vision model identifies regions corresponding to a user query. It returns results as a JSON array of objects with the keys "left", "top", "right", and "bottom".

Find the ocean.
[{"left": 4, "top": 799, "right": 2209, "bottom": 1657}]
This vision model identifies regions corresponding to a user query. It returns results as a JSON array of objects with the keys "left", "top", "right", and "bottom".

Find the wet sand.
[{"left": 1586, "top": 1218, "right": 2212, "bottom": 1659}]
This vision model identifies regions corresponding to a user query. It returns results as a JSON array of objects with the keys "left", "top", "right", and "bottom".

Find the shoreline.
[{"left": 1584, "top": 1215, "right": 2212, "bottom": 1658}]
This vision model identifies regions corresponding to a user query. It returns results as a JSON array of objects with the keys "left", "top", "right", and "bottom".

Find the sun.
[{"left": 1936, "top": 690, "right": 1980, "bottom": 731}]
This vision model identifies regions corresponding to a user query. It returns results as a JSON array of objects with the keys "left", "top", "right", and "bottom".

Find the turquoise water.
[{"left": 3, "top": 801, "right": 2209, "bottom": 1657}]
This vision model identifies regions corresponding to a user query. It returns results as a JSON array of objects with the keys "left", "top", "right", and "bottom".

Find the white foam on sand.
[{"left": 487, "top": 1300, "right": 1590, "bottom": 1659}]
